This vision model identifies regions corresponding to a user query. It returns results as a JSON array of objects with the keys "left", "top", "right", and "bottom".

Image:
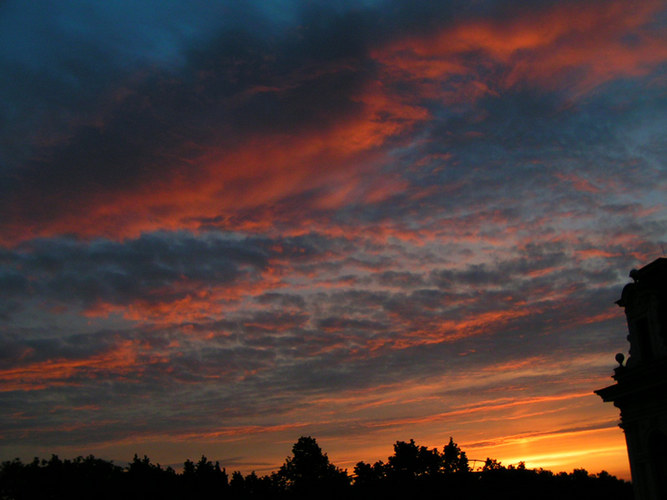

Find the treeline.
[{"left": 0, "top": 436, "right": 632, "bottom": 500}]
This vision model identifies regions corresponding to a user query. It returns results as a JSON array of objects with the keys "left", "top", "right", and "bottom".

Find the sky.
[{"left": 1, "top": 0, "right": 666, "bottom": 480}]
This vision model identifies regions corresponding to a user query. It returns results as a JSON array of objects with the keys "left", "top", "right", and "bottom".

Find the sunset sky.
[{"left": 1, "top": 0, "right": 666, "bottom": 479}]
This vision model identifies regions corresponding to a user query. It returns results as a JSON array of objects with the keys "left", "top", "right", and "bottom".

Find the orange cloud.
[
  {"left": 176, "top": 422, "right": 311, "bottom": 441},
  {"left": 373, "top": 0, "right": 667, "bottom": 98},
  {"left": 81, "top": 263, "right": 290, "bottom": 325},
  {"left": 3, "top": 69, "right": 427, "bottom": 245},
  {"left": 556, "top": 172, "right": 600, "bottom": 194},
  {"left": 356, "top": 392, "right": 592, "bottom": 433},
  {"left": 367, "top": 307, "right": 535, "bottom": 352},
  {"left": 0, "top": 339, "right": 145, "bottom": 392}
]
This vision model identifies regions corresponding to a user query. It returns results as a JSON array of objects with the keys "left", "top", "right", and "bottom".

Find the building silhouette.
[{"left": 596, "top": 257, "right": 667, "bottom": 500}]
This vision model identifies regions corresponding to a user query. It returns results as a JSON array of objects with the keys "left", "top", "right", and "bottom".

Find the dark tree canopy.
[
  {"left": 442, "top": 437, "right": 469, "bottom": 474},
  {"left": 0, "top": 436, "right": 633, "bottom": 500},
  {"left": 277, "top": 436, "right": 349, "bottom": 497},
  {"left": 387, "top": 439, "right": 443, "bottom": 480}
]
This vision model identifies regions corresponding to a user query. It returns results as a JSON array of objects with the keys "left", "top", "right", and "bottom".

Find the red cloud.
[
  {"left": 373, "top": 0, "right": 667, "bottom": 98},
  {"left": 3, "top": 1, "right": 664, "bottom": 246},
  {"left": 2, "top": 74, "right": 426, "bottom": 245},
  {"left": 0, "top": 340, "right": 145, "bottom": 392}
]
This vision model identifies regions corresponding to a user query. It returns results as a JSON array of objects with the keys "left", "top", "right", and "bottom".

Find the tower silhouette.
[{"left": 596, "top": 258, "right": 667, "bottom": 500}]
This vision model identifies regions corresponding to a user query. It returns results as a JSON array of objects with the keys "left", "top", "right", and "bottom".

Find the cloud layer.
[{"left": 1, "top": 0, "right": 665, "bottom": 478}]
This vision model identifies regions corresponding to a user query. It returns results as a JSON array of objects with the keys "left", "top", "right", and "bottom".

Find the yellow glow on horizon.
[
  {"left": 463, "top": 425, "right": 630, "bottom": 479},
  {"left": 504, "top": 446, "right": 627, "bottom": 469}
]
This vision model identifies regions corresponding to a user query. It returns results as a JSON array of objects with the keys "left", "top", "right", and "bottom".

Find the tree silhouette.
[
  {"left": 179, "top": 455, "right": 229, "bottom": 498},
  {"left": 483, "top": 457, "right": 504, "bottom": 472},
  {"left": 386, "top": 439, "right": 442, "bottom": 481},
  {"left": 277, "top": 436, "right": 349, "bottom": 497},
  {"left": 230, "top": 470, "right": 245, "bottom": 497},
  {"left": 0, "top": 436, "right": 635, "bottom": 500},
  {"left": 442, "top": 437, "right": 469, "bottom": 474},
  {"left": 353, "top": 460, "right": 385, "bottom": 485}
]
